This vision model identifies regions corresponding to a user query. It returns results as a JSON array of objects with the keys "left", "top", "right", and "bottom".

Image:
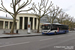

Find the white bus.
[{"left": 41, "top": 23, "right": 69, "bottom": 35}]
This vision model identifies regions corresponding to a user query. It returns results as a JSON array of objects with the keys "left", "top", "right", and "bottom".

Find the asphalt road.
[{"left": 0, "top": 31, "right": 75, "bottom": 50}]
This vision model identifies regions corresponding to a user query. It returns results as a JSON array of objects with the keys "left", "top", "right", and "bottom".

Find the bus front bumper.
[{"left": 42, "top": 32, "right": 55, "bottom": 35}]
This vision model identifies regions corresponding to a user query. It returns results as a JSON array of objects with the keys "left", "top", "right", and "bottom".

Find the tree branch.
[
  {"left": 17, "top": 0, "right": 32, "bottom": 12},
  {"left": 15, "top": 0, "right": 21, "bottom": 5},
  {"left": 0, "top": 0, "right": 13, "bottom": 15},
  {"left": 18, "top": 8, "right": 33, "bottom": 13}
]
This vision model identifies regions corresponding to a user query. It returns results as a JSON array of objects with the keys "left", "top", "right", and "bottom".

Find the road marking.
[
  {"left": 41, "top": 38, "right": 75, "bottom": 49},
  {"left": 0, "top": 42, "right": 30, "bottom": 48},
  {"left": 39, "top": 38, "right": 53, "bottom": 41}
]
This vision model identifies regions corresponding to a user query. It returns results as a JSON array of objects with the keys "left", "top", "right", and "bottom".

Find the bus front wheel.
[{"left": 55, "top": 31, "right": 57, "bottom": 34}]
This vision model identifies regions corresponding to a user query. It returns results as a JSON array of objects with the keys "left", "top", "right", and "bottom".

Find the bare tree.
[
  {"left": 69, "top": 17, "right": 74, "bottom": 29},
  {"left": 47, "top": 6, "right": 62, "bottom": 23},
  {"left": 58, "top": 12, "right": 74, "bottom": 30},
  {"left": 32, "top": 0, "right": 53, "bottom": 32},
  {"left": 61, "top": 13, "right": 71, "bottom": 25},
  {"left": 63, "top": 16, "right": 74, "bottom": 30},
  {"left": 58, "top": 12, "right": 67, "bottom": 24},
  {"left": 0, "top": 0, "right": 32, "bottom": 33}
]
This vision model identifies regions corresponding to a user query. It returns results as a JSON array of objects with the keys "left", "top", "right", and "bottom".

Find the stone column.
[
  {"left": 22, "top": 17, "right": 25, "bottom": 29},
  {"left": 32, "top": 18, "right": 35, "bottom": 30},
  {"left": 17, "top": 17, "right": 20, "bottom": 29},
  {"left": 3, "top": 21, "right": 5, "bottom": 29},
  {"left": 8, "top": 21, "right": 10, "bottom": 29},
  {"left": 28, "top": 17, "right": 30, "bottom": 23},
  {"left": 28, "top": 17, "right": 30, "bottom": 29}
]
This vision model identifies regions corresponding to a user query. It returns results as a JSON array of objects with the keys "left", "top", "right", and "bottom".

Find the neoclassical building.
[{"left": 0, "top": 13, "right": 39, "bottom": 30}]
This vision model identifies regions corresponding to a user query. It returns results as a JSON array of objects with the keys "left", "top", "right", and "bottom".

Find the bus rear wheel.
[{"left": 65, "top": 31, "right": 66, "bottom": 34}]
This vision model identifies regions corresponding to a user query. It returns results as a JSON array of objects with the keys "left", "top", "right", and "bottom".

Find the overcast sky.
[{"left": 0, "top": 0, "right": 75, "bottom": 19}]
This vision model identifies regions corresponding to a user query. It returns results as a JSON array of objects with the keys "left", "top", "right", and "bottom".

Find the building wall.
[
  {"left": 0, "top": 21, "right": 3, "bottom": 29},
  {"left": 0, "top": 18, "right": 18, "bottom": 29},
  {"left": 40, "top": 15, "right": 49, "bottom": 23},
  {"left": 16, "top": 13, "right": 39, "bottom": 30},
  {"left": 16, "top": 13, "right": 38, "bottom": 19},
  {"left": 0, "top": 13, "right": 39, "bottom": 30}
]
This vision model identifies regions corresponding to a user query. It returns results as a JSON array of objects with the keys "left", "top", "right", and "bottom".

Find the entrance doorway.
[{"left": 25, "top": 17, "right": 28, "bottom": 29}]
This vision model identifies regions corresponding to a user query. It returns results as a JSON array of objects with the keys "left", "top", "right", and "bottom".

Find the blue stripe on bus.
[{"left": 42, "top": 30, "right": 69, "bottom": 35}]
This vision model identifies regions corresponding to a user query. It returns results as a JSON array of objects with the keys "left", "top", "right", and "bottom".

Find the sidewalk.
[{"left": 0, "top": 29, "right": 42, "bottom": 38}]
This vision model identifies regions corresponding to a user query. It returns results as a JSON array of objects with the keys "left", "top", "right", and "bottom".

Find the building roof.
[
  {"left": 0, "top": 16, "right": 13, "bottom": 20},
  {"left": 0, "top": 16, "right": 18, "bottom": 20}
]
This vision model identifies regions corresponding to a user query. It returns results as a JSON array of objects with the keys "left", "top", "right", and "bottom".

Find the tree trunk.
[
  {"left": 10, "top": 17, "right": 16, "bottom": 33},
  {"left": 37, "top": 18, "right": 40, "bottom": 32}
]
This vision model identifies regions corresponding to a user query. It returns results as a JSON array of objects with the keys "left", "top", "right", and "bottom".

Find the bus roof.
[
  {"left": 42, "top": 23, "right": 62, "bottom": 25},
  {"left": 42, "top": 23, "right": 68, "bottom": 26}
]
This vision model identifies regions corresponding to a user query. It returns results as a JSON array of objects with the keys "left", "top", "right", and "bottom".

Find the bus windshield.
[{"left": 41, "top": 25, "right": 50, "bottom": 30}]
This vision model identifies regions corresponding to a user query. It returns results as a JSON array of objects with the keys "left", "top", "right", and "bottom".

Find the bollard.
[{"left": 16, "top": 30, "right": 18, "bottom": 34}]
